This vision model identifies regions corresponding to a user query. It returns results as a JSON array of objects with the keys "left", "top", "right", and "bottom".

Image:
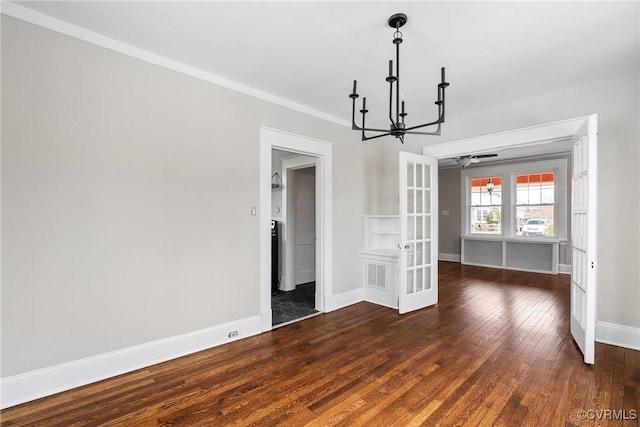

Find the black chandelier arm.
[
  {"left": 350, "top": 93, "right": 399, "bottom": 134},
  {"left": 362, "top": 131, "right": 393, "bottom": 141},
  {"left": 436, "top": 70, "right": 450, "bottom": 122},
  {"left": 388, "top": 80, "right": 395, "bottom": 126},
  {"left": 360, "top": 125, "right": 400, "bottom": 133},
  {"left": 404, "top": 124, "right": 442, "bottom": 136},
  {"left": 349, "top": 80, "right": 361, "bottom": 130},
  {"left": 362, "top": 125, "right": 441, "bottom": 141},
  {"left": 435, "top": 93, "right": 443, "bottom": 121},
  {"left": 402, "top": 86, "right": 447, "bottom": 132},
  {"left": 403, "top": 116, "right": 444, "bottom": 132},
  {"left": 350, "top": 99, "right": 360, "bottom": 130},
  {"left": 351, "top": 110, "right": 401, "bottom": 134}
]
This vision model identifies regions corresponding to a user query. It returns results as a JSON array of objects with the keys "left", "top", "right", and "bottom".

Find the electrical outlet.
[{"left": 228, "top": 331, "right": 239, "bottom": 338}]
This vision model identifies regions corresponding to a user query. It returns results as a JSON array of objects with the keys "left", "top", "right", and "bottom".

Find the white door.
[
  {"left": 570, "top": 115, "right": 598, "bottom": 364},
  {"left": 294, "top": 169, "right": 316, "bottom": 285},
  {"left": 399, "top": 152, "right": 439, "bottom": 314}
]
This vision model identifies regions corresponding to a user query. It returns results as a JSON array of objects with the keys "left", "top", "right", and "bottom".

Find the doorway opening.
[
  {"left": 271, "top": 152, "right": 319, "bottom": 326},
  {"left": 259, "top": 127, "right": 333, "bottom": 332},
  {"left": 423, "top": 114, "right": 598, "bottom": 364}
]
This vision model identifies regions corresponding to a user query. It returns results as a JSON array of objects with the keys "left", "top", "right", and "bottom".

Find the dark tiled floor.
[{"left": 271, "top": 282, "right": 318, "bottom": 326}]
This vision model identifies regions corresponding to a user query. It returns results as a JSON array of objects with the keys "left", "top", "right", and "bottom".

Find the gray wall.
[
  {"left": 438, "top": 168, "right": 461, "bottom": 257},
  {"left": 1, "top": 16, "right": 364, "bottom": 377},
  {"left": 364, "top": 71, "right": 640, "bottom": 331}
]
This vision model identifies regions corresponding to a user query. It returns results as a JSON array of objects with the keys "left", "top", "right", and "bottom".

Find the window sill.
[{"left": 461, "top": 234, "right": 564, "bottom": 244}]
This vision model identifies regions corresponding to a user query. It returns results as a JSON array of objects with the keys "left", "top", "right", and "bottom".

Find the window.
[
  {"left": 470, "top": 177, "right": 502, "bottom": 234},
  {"left": 461, "top": 158, "right": 567, "bottom": 240},
  {"left": 516, "top": 173, "right": 555, "bottom": 236}
]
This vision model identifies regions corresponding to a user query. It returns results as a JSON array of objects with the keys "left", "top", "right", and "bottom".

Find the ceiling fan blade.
[
  {"left": 456, "top": 158, "right": 474, "bottom": 168},
  {"left": 470, "top": 158, "right": 481, "bottom": 163},
  {"left": 472, "top": 154, "right": 498, "bottom": 159}
]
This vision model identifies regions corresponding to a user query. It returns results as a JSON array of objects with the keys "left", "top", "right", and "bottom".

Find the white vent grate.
[{"left": 366, "top": 262, "right": 387, "bottom": 289}]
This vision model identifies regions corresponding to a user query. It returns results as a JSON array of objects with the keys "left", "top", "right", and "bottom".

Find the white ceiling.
[{"left": 8, "top": 1, "right": 639, "bottom": 166}]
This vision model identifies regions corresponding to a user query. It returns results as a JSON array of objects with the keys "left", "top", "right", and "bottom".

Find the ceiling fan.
[{"left": 447, "top": 154, "right": 498, "bottom": 168}]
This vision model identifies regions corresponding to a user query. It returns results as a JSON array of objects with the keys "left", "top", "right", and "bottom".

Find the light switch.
[
  {"left": 251, "top": 207, "right": 257, "bottom": 216},
  {"left": 442, "top": 210, "right": 450, "bottom": 216}
]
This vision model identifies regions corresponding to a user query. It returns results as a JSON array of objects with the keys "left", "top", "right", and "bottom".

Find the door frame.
[
  {"left": 281, "top": 156, "right": 317, "bottom": 292},
  {"left": 260, "top": 127, "right": 333, "bottom": 331},
  {"left": 421, "top": 116, "right": 596, "bottom": 160},
  {"left": 422, "top": 114, "right": 599, "bottom": 363}
]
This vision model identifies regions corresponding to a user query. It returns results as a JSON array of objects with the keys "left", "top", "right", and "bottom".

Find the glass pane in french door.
[
  {"left": 423, "top": 266, "right": 432, "bottom": 290},
  {"left": 416, "top": 163, "right": 423, "bottom": 188},
  {"left": 407, "top": 268, "right": 415, "bottom": 294},
  {"left": 423, "top": 217, "right": 431, "bottom": 239},
  {"left": 407, "top": 189, "right": 415, "bottom": 214},
  {"left": 407, "top": 215, "right": 414, "bottom": 241},
  {"left": 407, "top": 242, "right": 415, "bottom": 268},
  {"left": 415, "top": 241, "right": 423, "bottom": 266}
]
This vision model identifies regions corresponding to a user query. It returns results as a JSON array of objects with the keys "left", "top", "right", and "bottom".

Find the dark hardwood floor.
[{"left": 2, "top": 262, "right": 638, "bottom": 426}]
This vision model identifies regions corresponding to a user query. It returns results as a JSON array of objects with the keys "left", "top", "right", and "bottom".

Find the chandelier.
[
  {"left": 486, "top": 178, "right": 495, "bottom": 193},
  {"left": 349, "top": 13, "right": 450, "bottom": 143}
]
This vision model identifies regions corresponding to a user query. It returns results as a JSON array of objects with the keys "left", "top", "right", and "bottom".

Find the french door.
[
  {"left": 570, "top": 114, "right": 598, "bottom": 364},
  {"left": 399, "top": 152, "right": 439, "bottom": 314}
]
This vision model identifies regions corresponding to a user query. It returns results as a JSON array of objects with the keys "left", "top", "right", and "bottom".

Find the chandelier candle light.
[
  {"left": 349, "top": 13, "right": 450, "bottom": 143},
  {"left": 486, "top": 178, "right": 495, "bottom": 194}
]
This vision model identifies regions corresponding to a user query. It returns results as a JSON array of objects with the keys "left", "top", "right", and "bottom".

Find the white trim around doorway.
[
  {"left": 421, "top": 116, "right": 591, "bottom": 160},
  {"left": 281, "top": 155, "right": 318, "bottom": 293},
  {"left": 259, "top": 127, "right": 333, "bottom": 332}
]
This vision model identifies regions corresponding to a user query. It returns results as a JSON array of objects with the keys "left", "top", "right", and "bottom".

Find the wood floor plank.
[{"left": 2, "top": 262, "right": 638, "bottom": 426}]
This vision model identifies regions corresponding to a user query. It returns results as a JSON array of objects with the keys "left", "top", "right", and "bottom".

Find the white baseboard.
[
  {"left": 327, "top": 288, "right": 364, "bottom": 312},
  {"left": 595, "top": 321, "right": 640, "bottom": 351},
  {"left": 363, "top": 297, "right": 398, "bottom": 310},
  {"left": 439, "top": 253, "right": 461, "bottom": 262},
  {"left": 0, "top": 316, "right": 262, "bottom": 409},
  {"left": 261, "top": 310, "right": 273, "bottom": 331},
  {"left": 558, "top": 263, "right": 572, "bottom": 274}
]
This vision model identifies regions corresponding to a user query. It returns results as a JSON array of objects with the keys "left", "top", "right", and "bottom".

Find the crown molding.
[{"left": 0, "top": 1, "right": 350, "bottom": 128}]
